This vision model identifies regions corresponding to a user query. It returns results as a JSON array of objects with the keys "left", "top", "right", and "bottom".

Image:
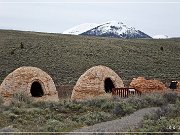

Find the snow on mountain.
[
  {"left": 81, "top": 21, "right": 151, "bottom": 39},
  {"left": 153, "top": 35, "right": 169, "bottom": 39},
  {"left": 63, "top": 23, "right": 99, "bottom": 35},
  {"left": 84, "top": 21, "right": 130, "bottom": 36},
  {"left": 63, "top": 20, "right": 151, "bottom": 39}
]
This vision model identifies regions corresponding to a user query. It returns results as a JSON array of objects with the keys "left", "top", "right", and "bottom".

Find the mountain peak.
[
  {"left": 104, "top": 20, "right": 124, "bottom": 25},
  {"left": 63, "top": 21, "right": 151, "bottom": 39}
]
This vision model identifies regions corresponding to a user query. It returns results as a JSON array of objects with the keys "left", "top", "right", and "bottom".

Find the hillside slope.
[{"left": 0, "top": 30, "right": 180, "bottom": 86}]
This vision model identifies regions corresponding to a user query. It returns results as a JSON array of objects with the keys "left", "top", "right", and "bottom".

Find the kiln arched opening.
[
  {"left": 104, "top": 78, "right": 115, "bottom": 93},
  {"left": 30, "top": 81, "right": 44, "bottom": 97}
]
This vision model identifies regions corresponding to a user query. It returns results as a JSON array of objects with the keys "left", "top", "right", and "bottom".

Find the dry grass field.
[{"left": 1, "top": 30, "right": 180, "bottom": 87}]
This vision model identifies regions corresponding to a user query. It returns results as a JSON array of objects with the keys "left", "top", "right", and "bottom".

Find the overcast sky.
[{"left": 0, "top": 0, "right": 180, "bottom": 37}]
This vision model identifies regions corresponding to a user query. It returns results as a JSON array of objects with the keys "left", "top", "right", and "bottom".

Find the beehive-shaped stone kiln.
[
  {"left": 0, "top": 66, "right": 58, "bottom": 100},
  {"left": 71, "top": 65, "right": 124, "bottom": 101}
]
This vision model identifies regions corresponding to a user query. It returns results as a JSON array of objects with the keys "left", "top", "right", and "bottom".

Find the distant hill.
[
  {"left": 153, "top": 35, "right": 169, "bottom": 39},
  {"left": 63, "top": 23, "right": 99, "bottom": 35},
  {"left": 63, "top": 21, "right": 152, "bottom": 39},
  {"left": 0, "top": 29, "right": 180, "bottom": 86}
]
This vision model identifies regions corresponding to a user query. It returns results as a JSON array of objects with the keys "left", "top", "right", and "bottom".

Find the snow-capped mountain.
[
  {"left": 63, "top": 23, "right": 99, "bottom": 35},
  {"left": 63, "top": 21, "right": 151, "bottom": 39},
  {"left": 81, "top": 21, "right": 151, "bottom": 39},
  {"left": 153, "top": 35, "right": 169, "bottom": 39}
]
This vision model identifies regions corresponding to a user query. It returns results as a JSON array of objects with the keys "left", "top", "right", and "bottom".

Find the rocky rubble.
[{"left": 129, "top": 77, "right": 166, "bottom": 93}]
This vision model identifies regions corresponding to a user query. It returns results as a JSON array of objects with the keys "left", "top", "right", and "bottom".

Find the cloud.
[{"left": 0, "top": 0, "right": 180, "bottom": 37}]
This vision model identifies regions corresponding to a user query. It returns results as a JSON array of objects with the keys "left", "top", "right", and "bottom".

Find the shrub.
[
  {"left": 153, "top": 104, "right": 174, "bottom": 120},
  {"left": 10, "top": 99, "right": 26, "bottom": 108},
  {"left": 8, "top": 112, "right": 19, "bottom": 122},
  {"left": 112, "top": 102, "right": 136, "bottom": 116},
  {"left": 126, "top": 96, "right": 149, "bottom": 109},
  {"left": 10, "top": 91, "right": 33, "bottom": 107},
  {"left": 13, "top": 91, "right": 33, "bottom": 103},
  {"left": 32, "top": 100, "right": 85, "bottom": 113},
  {"left": 74, "top": 111, "right": 112, "bottom": 126},
  {"left": 163, "top": 92, "right": 179, "bottom": 104},
  {"left": 82, "top": 99, "right": 108, "bottom": 108},
  {"left": 113, "top": 103, "right": 123, "bottom": 116},
  {"left": 143, "top": 93, "right": 167, "bottom": 107},
  {"left": 81, "top": 98, "right": 116, "bottom": 113},
  {"left": 137, "top": 101, "right": 180, "bottom": 132},
  {"left": 100, "top": 100, "right": 115, "bottom": 112},
  {"left": 20, "top": 42, "right": 24, "bottom": 49},
  {"left": 45, "top": 119, "right": 64, "bottom": 132},
  {"left": 64, "top": 101, "right": 85, "bottom": 112},
  {"left": 32, "top": 100, "right": 53, "bottom": 109},
  {"left": 10, "top": 107, "right": 26, "bottom": 115},
  {"left": 43, "top": 118, "right": 78, "bottom": 132},
  {"left": 139, "top": 116, "right": 179, "bottom": 132},
  {"left": 10, "top": 50, "right": 15, "bottom": 55}
]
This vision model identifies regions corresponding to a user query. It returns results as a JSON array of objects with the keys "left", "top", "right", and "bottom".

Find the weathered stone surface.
[
  {"left": 71, "top": 65, "right": 124, "bottom": 101},
  {"left": 0, "top": 66, "right": 58, "bottom": 101},
  {"left": 129, "top": 77, "right": 166, "bottom": 93}
]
